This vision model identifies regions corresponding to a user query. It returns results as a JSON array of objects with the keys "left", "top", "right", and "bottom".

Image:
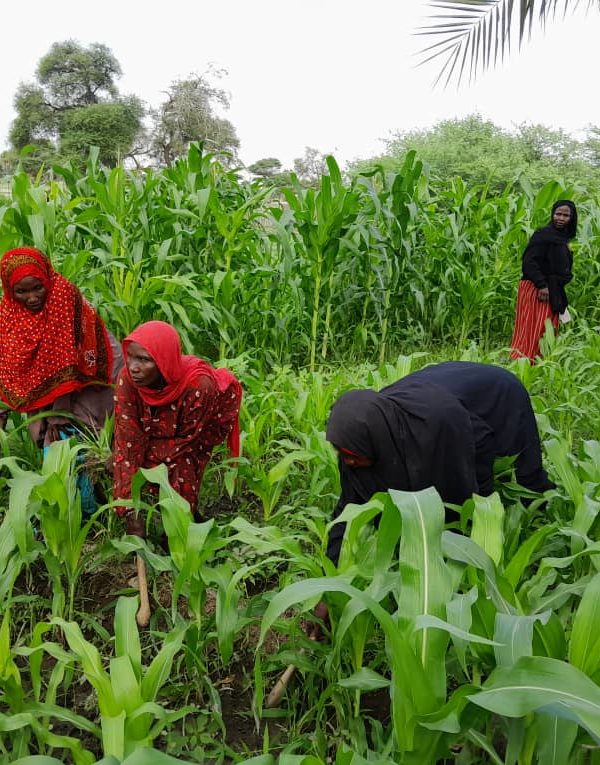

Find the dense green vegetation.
[
  {"left": 360, "top": 116, "right": 600, "bottom": 191},
  {"left": 0, "top": 146, "right": 600, "bottom": 763}
]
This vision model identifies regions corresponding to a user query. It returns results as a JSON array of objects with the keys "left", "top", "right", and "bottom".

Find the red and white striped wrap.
[{"left": 510, "top": 279, "right": 559, "bottom": 362}]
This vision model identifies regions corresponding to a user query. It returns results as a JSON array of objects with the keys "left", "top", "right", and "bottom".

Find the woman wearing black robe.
[
  {"left": 510, "top": 200, "right": 577, "bottom": 362},
  {"left": 325, "top": 361, "right": 553, "bottom": 563}
]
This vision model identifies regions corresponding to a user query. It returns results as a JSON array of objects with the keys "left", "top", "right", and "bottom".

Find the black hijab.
[
  {"left": 551, "top": 199, "right": 577, "bottom": 241},
  {"left": 324, "top": 362, "right": 553, "bottom": 564},
  {"left": 326, "top": 378, "right": 478, "bottom": 511},
  {"left": 522, "top": 199, "right": 577, "bottom": 313}
]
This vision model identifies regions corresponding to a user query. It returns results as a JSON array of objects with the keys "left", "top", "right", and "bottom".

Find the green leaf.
[
  {"left": 257, "top": 576, "right": 435, "bottom": 752},
  {"left": 110, "top": 655, "right": 143, "bottom": 716},
  {"left": 391, "top": 487, "right": 454, "bottom": 702},
  {"left": 445, "top": 586, "right": 478, "bottom": 671},
  {"left": 414, "top": 614, "right": 502, "bottom": 647},
  {"left": 120, "top": 748, "right": 199, "bottom": 764},
  {"left": 52, "top": 618, "right": 118, "bottom": 716},
  {"left": 493, "top": 611, "right": 551, "bottom": 668},
  {"left": 569, "top": 572, "right": 600, "bottom": 678},
  {"left": 140, "top": 623, "right": 186, "bottom": 702},
  {"left": 534, "top": 714, "right": 578, "bottom": 765},
  {"left": 469, "top": 656, "right": 600, "bottom": 743},
  {"left": 465, "top": 728, "right": 504, "bottom": 765},
  {"left": 545, "top": 438, "right": 584, "bottom": 506},
  {"left": 504, "top": 524, "right": 556, "bottom": 590},
  {"left": 267, "top": 450, "right": 315, "bottom": 484},
  {"left": 471, "top": 492, "right": 504, "bottom": 566},
  {"left": 442, "top": 530, "right": 515, "bottom": 615},
  {"left": 114, "top": 597, "right": 142, "bottom": 680},
  {"left": 418, "top": 684, "right": 477, "bottom": 734},
  {"left": 337, "top": 667, "right": 390, "bottom": 691}
]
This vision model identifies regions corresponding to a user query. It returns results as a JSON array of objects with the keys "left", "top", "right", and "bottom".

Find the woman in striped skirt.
[{"left": 510, "top": 200, "right": 577, "bottom": 362}]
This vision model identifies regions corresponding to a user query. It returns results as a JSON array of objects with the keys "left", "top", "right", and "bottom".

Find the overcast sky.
[{"left": 1, "top": 1, "right": 599, "bottom": 168}]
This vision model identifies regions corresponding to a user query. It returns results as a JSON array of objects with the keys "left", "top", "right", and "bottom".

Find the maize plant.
[{"left": 53, "top": 596, "right": 190, "bottom": 760}]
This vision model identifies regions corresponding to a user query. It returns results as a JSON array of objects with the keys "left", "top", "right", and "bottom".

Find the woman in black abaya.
[{"left": 325, "top": 361, "right": 553, "bottom": 563}]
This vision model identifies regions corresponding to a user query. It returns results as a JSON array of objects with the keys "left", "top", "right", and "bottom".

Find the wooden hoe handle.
[
  {"left": 265, "top": 659, "right": 299, "bottom": 708},
  {"left": 265, "top": 625, "right": 320, "bottom": 708},
  {"left": 135, "top": 554, "right": 151, "bottom": 627}
]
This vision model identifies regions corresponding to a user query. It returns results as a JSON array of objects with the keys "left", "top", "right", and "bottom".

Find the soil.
[
  {"left": 360, "top": 688, "right": 391, "bottom": 726},
  {"left": 7, "top": 487, "right": 338, "bottom": 762},
  {"left": 9, "top": 532, "right": 299, "bottom": 761}
]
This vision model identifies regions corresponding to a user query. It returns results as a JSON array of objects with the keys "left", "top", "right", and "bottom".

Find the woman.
[
  {"left": 325, "top": 361, "right": 553, "bottom": 564},
  {"left": 112, "top": 321, "right": 242, "bottom": 535},
  {"left": 0, "top": 246, "right": 122, "bottom": 446},
  {"left": 510, "top": 200, "right": 577, "bottom": 362}
]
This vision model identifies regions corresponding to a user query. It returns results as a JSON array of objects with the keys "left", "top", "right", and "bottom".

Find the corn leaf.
[
  {"left": 469, "top": 656, "right": 600, "bottom": 743},
  {"left": 569, "top": 572, "right": 600, "bottom": 678}
]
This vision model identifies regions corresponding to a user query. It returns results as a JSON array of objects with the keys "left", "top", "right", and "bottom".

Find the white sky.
[{"left": 1, "top": 1, "right": 599, "bottom": 168}]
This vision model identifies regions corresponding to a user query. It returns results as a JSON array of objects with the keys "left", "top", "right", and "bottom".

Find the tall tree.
[
  {"left": 246, "top": 157, "right": 292, "bottom": 188},
  {"left": 148, "top": 71, "right": 239, "bottom": 166},
  {"left": 8, "top": 40, "right": 144, "bottom": 168},
  {"left": 247, "top": 158, "right": 283, "bottom": 177},
  {"left": 418, "top": 0, "right": 600, "bottom": 86},
  {"left": 293, "top": 147, "right": 330, "bottom": 187}
]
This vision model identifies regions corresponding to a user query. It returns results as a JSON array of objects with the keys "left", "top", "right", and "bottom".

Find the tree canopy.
[
  {"left": 353, "top": 115, "right": 600, "bottom": 190},
  {"left": 247, "top": 158, "right": 282, "bottom": 177},
  {"left": 148, "top": 72, "right": 239, "bottom": 166},
  {"left": 5, "top": 45, "right": 242, "bottom": 171},
  {"left": 293, "top": 147, "right": 330, "bottom": 187},
  {"left": 8, "top": 40, "right": 143, "bottom": 169}
]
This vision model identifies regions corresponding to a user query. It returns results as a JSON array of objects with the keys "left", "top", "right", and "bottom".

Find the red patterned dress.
[
  {"left": 112, "top": 321, "right": 242, "bottom": 516},
  {"left": 0, "top": 247, "right": 120, "bottom": 444}
]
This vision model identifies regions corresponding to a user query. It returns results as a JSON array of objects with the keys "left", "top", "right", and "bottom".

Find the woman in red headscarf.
[
  {"left": 112, "top": 321, "right": 242, "bottom": 534},
  {"left": 0, "top": 247, "right": 123, "bottom": 446}
]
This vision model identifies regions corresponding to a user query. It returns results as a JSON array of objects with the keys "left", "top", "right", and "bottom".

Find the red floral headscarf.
[
  {"left": 0, "top": 247, "right": 113, "bottom": 412},
  {"left": 123, "top": 321, "right": 242, "bottom": 456}
]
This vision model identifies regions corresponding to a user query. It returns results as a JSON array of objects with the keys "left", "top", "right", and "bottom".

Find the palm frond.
[{"left": 417, "top": 0, "right": 600, "bottom": 87}]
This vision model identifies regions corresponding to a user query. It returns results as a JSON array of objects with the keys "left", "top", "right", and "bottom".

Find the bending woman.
[
  {"left": 0, "top": 247, "right": 122, "bottom": 446},
  {"left": 510, "top": 200, "right": 577, "bottom": 362},
  {"left": 112, "top": 321, "right": 242, "bottom": 535},
  {"left": 325, "top": 361, "right": 553, "bottom": 564}
]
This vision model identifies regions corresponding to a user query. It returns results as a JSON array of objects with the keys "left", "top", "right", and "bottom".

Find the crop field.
[{"left": 1, "top": 145, "right": 600, "bottom": 764}]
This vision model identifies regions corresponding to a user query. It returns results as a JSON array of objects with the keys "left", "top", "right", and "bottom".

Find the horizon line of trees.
[
  {"left": 2, "top": 42, "right": 240, "bottom": 175},
  {"left": 3, "top": 38, "right": 600, "bottom": 191},
  {"left": 0, "top": 40, "right": 337, "bottom": 185}
]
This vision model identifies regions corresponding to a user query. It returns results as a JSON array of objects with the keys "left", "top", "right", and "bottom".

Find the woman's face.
[
  {"left": 553, "top": 205, "right": 572, "bottom": 229},
  {"left": 341, "top": 453, "right": 374, "bottom": 468},
  {"left": 13, "top": 276, "right": 47, "bottom": 313},
  {"left": 335, "top": 447, "right": 374, "bottom": 468},
  {"left": 126, "top": 341, "right": 163, "bottom": 388}
]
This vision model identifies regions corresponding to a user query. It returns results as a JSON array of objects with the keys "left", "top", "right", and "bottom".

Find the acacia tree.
[
  {"left": 419, "top": 0, "right": 600, "bottom": 86},
  {"left": 247, "top": 157, "right": 293, "bottom": 188},
  {"left": 293, "top": 147, "right": 330, "bottom": 187},
  {"left": 8, "top": 40, "right": 144, "bottom": 168},
  {"left": 148, "top": 71, "right": 239, "bottom": 166},
  {"left": 247, "top": 158, "right": 282, "bottom": 177}
]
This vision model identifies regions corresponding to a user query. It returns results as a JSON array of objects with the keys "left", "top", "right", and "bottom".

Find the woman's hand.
[
  {"left": 304, "top": 600, "right": 329, "bottom": 640},
  {"left": 126, "top": 513, "right": 146, "bottom": 538},
  {"left": 537, "top": 287, "right": 550, "bottom": 303}
]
